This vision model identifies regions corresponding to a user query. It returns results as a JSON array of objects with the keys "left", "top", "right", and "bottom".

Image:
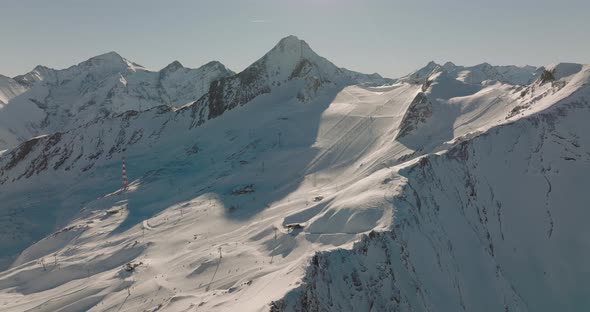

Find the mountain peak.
[
  {"left": 85, "top": 51, "right": 126, "bottom": 64},
  {"left": 195, "top": 35, "right": 389, "bottom": 120},
  {"left": 201, "top": 60, "right": 228, "bottom": 71},
  {"left": 400, "top": 61, "right": 443, "bottom": 83},
  {"left": 442, "top": 61, "right": 457, "bottom": 71},
  {"left": 32, "top": 64, "right": 52, "bottom": 72},
  {"left": 267, "top": 35, "right": 316, "bottom": 61},
  {"left": 473, "top": 62, "right": 493, "bottom": 69},
  {"left": 80, "top": 51, "right": 144, "bottom": 71},
  {"left": 250, "top": 35, "right": 349, "bottom": 85},
  {"left": 12, "top": 65, "right": 55, "bottom": 87},
  {"left": 161, "top": 60, "right": 184, "bottom": 72},
  {"left": 276, "top": 35, "right": 307, "bottom": 48}
]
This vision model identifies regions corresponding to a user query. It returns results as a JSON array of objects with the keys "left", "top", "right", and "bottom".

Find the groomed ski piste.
[{"left": 0, "top": 36, "right": 589, "bottom": 311}]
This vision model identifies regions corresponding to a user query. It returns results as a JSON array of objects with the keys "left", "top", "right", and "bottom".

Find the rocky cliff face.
[{"left": 395, "top": 92, "right": 432, "bottom": 139}]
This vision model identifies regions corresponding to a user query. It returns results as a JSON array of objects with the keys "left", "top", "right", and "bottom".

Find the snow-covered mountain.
[
  {"left": 0, "top": 36, "right": 589, "bottom": 312},
  {"left": 0, "top": 52, "right": 234, "bottom": 150},
  {"left": 0, "top": 75, "right": 27, "bottom": 108},
  {"left": 192, "top": 35, "right": 391, "bottom": 122},
  {"left": 401, "top": 61, "right": 538, "bottom": 85}
]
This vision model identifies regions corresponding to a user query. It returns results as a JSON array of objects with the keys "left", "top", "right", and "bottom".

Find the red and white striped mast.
[{"left": 122, "top": 156, "right": 129, "bottom": 191}]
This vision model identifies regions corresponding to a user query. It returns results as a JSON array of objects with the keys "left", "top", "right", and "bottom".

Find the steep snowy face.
[
  {"left": 0, "top": 53, "right": 234, "bottom": 150},
  {"left": 194, "top": 35, "right": 392, "bottom": 120}
]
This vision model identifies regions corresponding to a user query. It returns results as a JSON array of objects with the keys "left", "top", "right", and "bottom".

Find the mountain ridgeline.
[{"left": 0, "top": 36, "right": 589, "bottom": 312}]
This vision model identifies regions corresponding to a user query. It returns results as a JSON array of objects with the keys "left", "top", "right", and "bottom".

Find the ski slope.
[
  {"left": 0, "top": 82, "right": 414, "bottom": 311},
  {"left": 0, "top": 36, "right": 589, "bottom": 311}
]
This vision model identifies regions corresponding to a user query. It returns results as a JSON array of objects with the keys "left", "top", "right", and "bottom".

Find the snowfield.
[{"left": 0, "top": 36, "right": 589, "bottom": 311}]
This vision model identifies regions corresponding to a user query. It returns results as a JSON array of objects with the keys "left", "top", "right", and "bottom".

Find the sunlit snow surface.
[{"left": 1, "top": 37, "right": 589, "bottom": 311}]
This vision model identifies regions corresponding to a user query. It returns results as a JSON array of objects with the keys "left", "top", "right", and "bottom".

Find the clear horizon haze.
[{"left": 1, "top": 0, "right": 589, "bottom": 78}]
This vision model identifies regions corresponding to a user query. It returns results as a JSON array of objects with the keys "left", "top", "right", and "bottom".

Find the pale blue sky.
[{"left": 1, "top": 0, "right": 588, "bottom": 78}]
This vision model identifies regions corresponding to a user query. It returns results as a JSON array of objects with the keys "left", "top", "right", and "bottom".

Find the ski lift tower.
[{"left": 122, "top": 156, "right": 129, "bottom": 192}]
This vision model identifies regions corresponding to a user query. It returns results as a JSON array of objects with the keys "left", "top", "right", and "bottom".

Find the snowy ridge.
[
  {"left": 0, "top": 35, "right": 589, "bottom": 311},
  {"left": 275, "top": 79, "right": 590, "bottom": 311},
  {"left": 0, "top": 53, "right": 235, "bottom": 150},
  {"left": 401, "top": 61, "right": 538, "bottom": 86}
]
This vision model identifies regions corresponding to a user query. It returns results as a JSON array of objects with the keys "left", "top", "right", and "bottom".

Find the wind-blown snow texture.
[{"left": 0, "top": 36, "right": 589, "bottom": 312}]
